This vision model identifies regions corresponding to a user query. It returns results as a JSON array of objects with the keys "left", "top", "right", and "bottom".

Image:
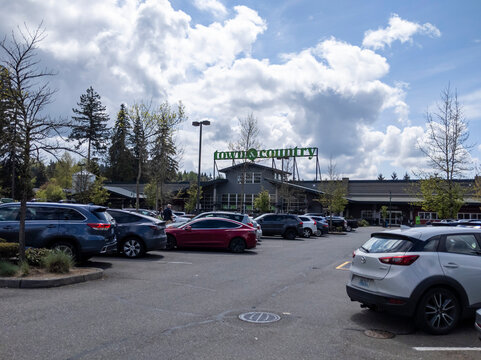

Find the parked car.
[
  {"left": 249, "top": 216, "right": 263, "bottom": 242},
  {"left": 164, "top": 217, "right": 257, "bottom": 252},
  {"left": 124, "top": 208, "right": 159, "bottom": 218},
  {"left": 169, "top": 211, "right": 252, "bottom": 228},
  {"left": 298, "top": 216, "right": 318, "bottom": 237},
  {"left": 476, "top": 309, "right": 481, "bottom": 340},
  {"left": 0, "top": 202, "right": 117, "bottom": 261},
  {"left": 254, "top": 214, "right": 303, "bottom": 240},
  {"left": 107, "top": 209, "right": 167, "bottom": 258},
  {"left": 347, "top": 227, "right": 481, "bottom": 334},
  {"left": 308, "top": 216, "right": 329, "bottom": 235}
]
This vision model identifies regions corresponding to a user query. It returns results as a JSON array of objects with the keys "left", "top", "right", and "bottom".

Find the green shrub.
[
  {"left": 19, "top": 261, "right": 30, "bottom": 276},
  {"left": 359, "top": 219, "right": 370, "bottom": 227},
  {"left": 25, "top": 248, "right": 52, "bottom": 267},
  {"left": 43, "top": 250, "right": 74, "bottom": 274},
  {"left": 0, "top": 260, "right": 19, "bottom": 277},
  {"left": 0, "top": 242, "right": 19, "bottom": 259},
  {"left": 0, "top": 238, "right": 6, "bottom": 243}
]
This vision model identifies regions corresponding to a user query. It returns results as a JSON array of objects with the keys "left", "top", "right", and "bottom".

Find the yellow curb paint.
[{"left": 336, "top": 261, "right": 351, "bottom": 270}]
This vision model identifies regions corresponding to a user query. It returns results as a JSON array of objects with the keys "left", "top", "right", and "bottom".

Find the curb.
[{"left": 0, "top": 268, "right": 103, "bottom": 289}]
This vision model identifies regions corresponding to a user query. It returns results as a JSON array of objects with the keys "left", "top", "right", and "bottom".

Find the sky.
[{"left": 1, "top": 0, "right": 480, "bottom": 180}]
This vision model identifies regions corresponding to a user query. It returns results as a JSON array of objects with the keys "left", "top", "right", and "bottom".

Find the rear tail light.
[
  {"left": 149, "top": 225, "right": 159, "bottom": 230},
  {"left": 352, "top": 251, "right": 356, "bottom": 258},
  {"left": 299, "top": 222, "right": 303, "bottom": 225},
  {"left": 247, "top": 222, "right": 254, "bottom": 228},
  {"left": 388, "top": 298, "right": 406, "bottom": 305},
  {"left": 379, "top": 255, "right": 419, "bottom": 266},
  {"left": 313, "top": 221, "right": 317, "bottom": 225},
  {"left": 257, "top": 225, "right": 261, "bottom": 229},
  {"left": 87, "top": 223, "right": 111, "bottom": 230}
]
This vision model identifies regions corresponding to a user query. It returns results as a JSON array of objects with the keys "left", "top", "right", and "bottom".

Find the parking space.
[{"left": 1, "top": 226, "right": 480, "bottom": 359}]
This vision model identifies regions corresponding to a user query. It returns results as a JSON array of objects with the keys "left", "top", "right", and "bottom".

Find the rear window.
[
  {"left": 361, "top": 236, "right": 413, "bottom": 254},
  {"left": 92, "top": 210, "right": 110, "bottom": 222}
]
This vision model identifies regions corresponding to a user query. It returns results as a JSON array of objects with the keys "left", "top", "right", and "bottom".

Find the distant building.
[{"left": 104, "top": 162, "right": 481, "bottom": 224}]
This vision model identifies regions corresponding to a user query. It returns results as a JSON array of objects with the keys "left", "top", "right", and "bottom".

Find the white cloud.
[
  {"left": 363, "top": 14, "right": 441, "bottom": 50},
  {"left": 461, "top": 88, "right": 481, "bottom": 120},
  {"left": 0, "top": 2, "right": 442, "bottom": 178},
  {"left": 193, "top": 0, "right": 227, "bottom": 18}
]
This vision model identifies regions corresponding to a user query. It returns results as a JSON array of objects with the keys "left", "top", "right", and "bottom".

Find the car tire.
[
  {"left": 121, "top": 238, "right": 145, "bottom": 258},
  {"left": 315, "top": 229, "right": 322, "bottom": 237},
  {"left": 51, "top": 241, "right": 79, "bottom": 262},
  {"left": 415, "top": 287, "right": 461, "bottom": 335},
  {"left": 302, "top": 228, "right": 312, "bottom": 238},
  {"left": 345, "top": 225, "right": 352, "bottom": 232},
  {"left": 165, "top": 234, "right": 177, "bottom": 250},
  {"left": 284, "top": 229, "right": 297, "bottom": 240},
  {"left": 229, "top": 238, "right": 246, "bottom": 253}
]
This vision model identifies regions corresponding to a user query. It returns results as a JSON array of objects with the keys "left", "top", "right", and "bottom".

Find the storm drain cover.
[
  {"left": 239, "top": 312, "right": 281, "bottom": 324},
  {"left": 363, "top": 329, "right": 395, "bottom": 339}
]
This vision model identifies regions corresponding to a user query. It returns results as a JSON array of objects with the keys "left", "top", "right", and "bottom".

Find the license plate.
[{"left": 355, "top": 275, "right": 371, "bottom": 288}]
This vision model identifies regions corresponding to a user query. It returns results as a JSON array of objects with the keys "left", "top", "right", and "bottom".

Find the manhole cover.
[
  {"left": 239, "top": 312, "right": 281, "bottom": 324},
  {"left": 363, "top": 329, "right": 395, "bottom": 339}
]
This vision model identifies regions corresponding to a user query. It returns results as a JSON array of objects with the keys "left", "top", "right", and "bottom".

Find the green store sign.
[{"left": 214, "top": 147, "right": 317, "bottom": 161}]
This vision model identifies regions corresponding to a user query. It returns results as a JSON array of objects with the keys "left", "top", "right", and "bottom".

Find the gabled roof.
[
  {"left": 219, "top": 162, "right": 290, "bottom": 175},
  {"left": 267, "top": 178, "right": 324, "bottom": 194}
]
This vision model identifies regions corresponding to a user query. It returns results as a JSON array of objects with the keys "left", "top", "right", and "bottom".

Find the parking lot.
[{"left": 1, "top": 226, "right": 480, "bottom": 360}]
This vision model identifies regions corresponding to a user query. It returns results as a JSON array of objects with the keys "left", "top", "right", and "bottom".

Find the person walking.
[{"left": 162, "top": 204, "right": 174, "bottom": 224}]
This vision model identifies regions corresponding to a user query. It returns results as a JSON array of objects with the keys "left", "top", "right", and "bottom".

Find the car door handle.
[
  {"left": 3, "top": 226, "right": 12, "bottom": 229},
  {"left": 443, "top": 262, "right": 459, "bottom": 269}
]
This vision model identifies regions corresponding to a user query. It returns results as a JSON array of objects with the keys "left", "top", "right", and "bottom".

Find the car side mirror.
[{"left": 185, "top": 225, "right": 192, "bottom": 231}]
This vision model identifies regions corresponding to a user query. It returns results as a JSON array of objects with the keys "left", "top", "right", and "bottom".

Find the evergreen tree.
[
  {"left": 391, "top": 172, "right": 398, "bottom": 180},
  {"left": 148, "top": 101, "right": 185, "bottom": 210},
  {"left": 377, "top": 173, "right": 385, "bottom": 181},
  {"left": 107, "top": 104, "right": 135, "bottom": 182},
  {"left": 69, "top": 86, "right": 110, "bottom": 169},
  {"left": 403, "top": 172, "right": 410, "bottom": 181}
]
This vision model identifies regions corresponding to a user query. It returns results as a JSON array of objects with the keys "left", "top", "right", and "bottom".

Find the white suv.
[
  {"left": 346, "top": 227, "right": 481, "bottom": 334},
  {"left": 298, "top": 216, "right": 318, "bottom": 238}
]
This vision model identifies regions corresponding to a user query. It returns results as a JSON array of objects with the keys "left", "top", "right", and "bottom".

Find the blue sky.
[{"left": 1, "top": 0, "right": 480, "bottom": 179}]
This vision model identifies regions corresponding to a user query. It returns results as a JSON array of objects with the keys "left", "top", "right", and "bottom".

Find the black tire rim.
[
  {"left": 123, "top": 239, "right": 142, "bottom": 258},
  {"left": 423, "top": 291, "right": 457, "bottom": 330},
  {"left": 231, "top": 239, "right": 245, "bottom": 253}
]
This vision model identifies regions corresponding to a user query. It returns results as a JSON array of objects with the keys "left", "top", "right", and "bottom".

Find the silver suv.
[{"left": 346, "top": 227, "right": 481, "bottom": 334}]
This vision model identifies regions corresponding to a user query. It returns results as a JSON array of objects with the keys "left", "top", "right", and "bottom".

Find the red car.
[{"left": 165, "top": 217, "right": 257, "bottom": 252}]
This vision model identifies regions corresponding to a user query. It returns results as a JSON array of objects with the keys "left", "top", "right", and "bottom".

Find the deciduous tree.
[
  {"left": 417, "top": 85, "right": 472, "bottom": 218},
  {"left": 1, "top": 24, "right": 72, "bottom": 261}
]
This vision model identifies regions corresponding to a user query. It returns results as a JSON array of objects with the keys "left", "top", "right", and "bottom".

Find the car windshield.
[{"left": 361, "top": 236, "right": 413, "bottom": 254}]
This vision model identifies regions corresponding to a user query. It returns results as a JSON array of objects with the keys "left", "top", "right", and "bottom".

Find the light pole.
[{"left": 192, "top": 119, "right": 210, "bottom": 213}]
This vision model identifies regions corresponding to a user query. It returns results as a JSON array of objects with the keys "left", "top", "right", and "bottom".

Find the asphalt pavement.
[{"left": 0, "top": 227, "right": 479, "bottom": 359}]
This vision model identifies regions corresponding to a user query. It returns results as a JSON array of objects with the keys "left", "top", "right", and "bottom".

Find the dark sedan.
[
  {"left": 165, "top": 217, "right": 257, "bottom": 253},
  {"left": 107, "top": 209, "right": 167, "bottom": 258}
]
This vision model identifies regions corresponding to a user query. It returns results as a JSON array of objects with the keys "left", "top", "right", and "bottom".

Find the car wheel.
[
  {"left": 315, "top": 229, "right": 322, "bottom": 237},
  {"left": 345, "top": 225, "right": 352, "bottom": 232},
  {"left": 416, "top": 287, "right": 460, "bottom": 335},
  {"left": 284, "top": 229, "right": 297, "bottom": 240},
  {"left": 229, "top": 238, "right": 246, "bottom": 253},
  {"left": 302, "top": 228, "right": 312, "bottom": 238},
  {"left": 121, "top": 238, "right": 145, "bottom": 258},
  {"left": 165, "top": 234, "right": 177, "bottom": 250},
  {"left": 51, "top": 241, "right": 79, "bottom": 262}
]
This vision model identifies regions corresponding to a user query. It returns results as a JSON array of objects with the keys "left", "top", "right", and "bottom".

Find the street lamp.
[{"left": 192, "top": 119, "right": 210, "bottom": 213}]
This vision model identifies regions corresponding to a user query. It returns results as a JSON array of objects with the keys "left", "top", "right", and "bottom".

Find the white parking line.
[
  {"left": 413, "top": 347, "right": 481, "bottom": 351},
  {"left": 156, "top": 261, "right": 193, "bottom": 264}
]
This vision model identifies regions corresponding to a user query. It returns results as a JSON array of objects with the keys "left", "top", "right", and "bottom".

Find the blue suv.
[{"left": 0, "top": 202, "right": 117, "bottom": 261}]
